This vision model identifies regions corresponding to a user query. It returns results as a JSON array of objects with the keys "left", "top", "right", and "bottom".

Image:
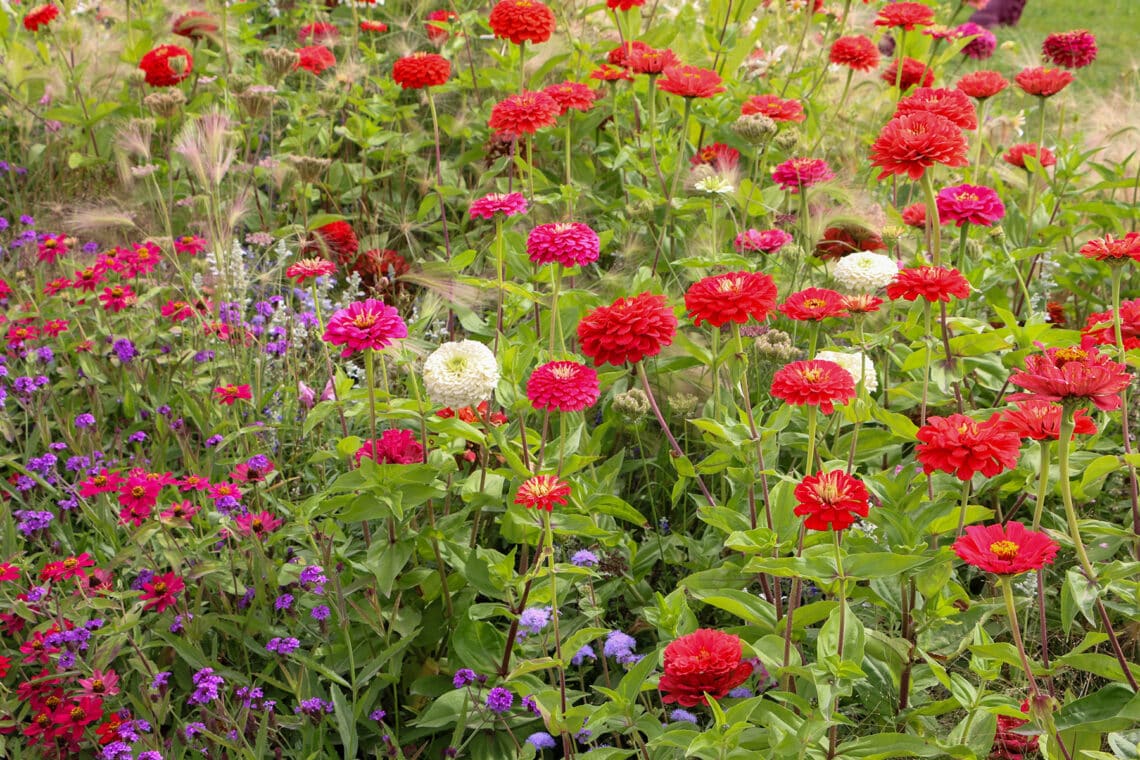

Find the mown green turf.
[{"left": 1009, "top": 0, "right": 1140, "bottom": 94}]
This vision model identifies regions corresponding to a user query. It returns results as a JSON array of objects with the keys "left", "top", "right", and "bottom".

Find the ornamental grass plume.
[
  {"left": 1008, "top": 345, "right": 1132, "bottom": 412},
  {"left": 526, "top": 361, "right": 600, "bottom": 412},
  {"left": 952, "top": 522, "right": 1058, "bottom": 575},
  {"left": 422, "top": 340, "right": 500, "bottom": 408},
  {"left": 793, "top": 470, "right": 871, "bottom": 531},
  {"left": 684, "top": 271, "right": 778, "bottom": 328},
  {"left": 915, "top": 413, "right": 1021, "bottom": 480},
  {"left": 657, "top": 629, "right": 753, "bottom": 707},
  {"left": 576, "top": 292, "right": 677, "bottom": 366},
  {"left": 770, "top": 360, "right": 856, "bottom": 414}
]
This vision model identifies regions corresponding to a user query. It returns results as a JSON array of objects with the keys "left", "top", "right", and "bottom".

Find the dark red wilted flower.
[
  {"left": 779, "top": 287, "right": 848, "bottom": 321},
  {"left": 488, "top": 0, "right": 556, "bottom": 45},
  {"left": 515, "top": 475, "right": 571, "bottom": 511},
  {"left": 488, "top": 90, "right": 560, "bottom": 136},
  {"left": 658, "top": 629, "right": 753, "bottom": 707},
  {"left": 1008, "top": 345, "right": 1132, "bottom": 412},
  {"left": 997, "top": 399, "right": 1097, "bottom": 441},
  {"left": 577, "top": 292, "right": 677, "bottom": 366},
  {"left": 881, "top": 57, "right": 935, "bottom": 91},
  {"left": 1042, "top": 30, "right": 1097, "bottom": 69},
  {"left": 139, "top": 44, "right": 193, "bottom": 87},
  {"left": 895, "top": 87, "right": 978, "bottom": 130},
  {"left": 830, "top": 35, "right": 880, "bottom": 71},
  {"left": 956, "top": 70, "right": 1009, "bottom": 100},
  {"left": 816, "top": 224, "right": 888, "bottom": 261},
  {"left": 685, "top": 271, "right": 778, "bottom": 328},
  {"left": 770, "top": 360, "right": 856, "bottom": 414},
  {"left": 916, "top": 413, "right": 1021, "bottom": 480},
  {"left": 295, "top": 45, "right": 336, "bottom": 74},
  {"left": 1078, "top": 232, "right": 1140, "bottom": 264},
  {"left": 741, "top": 94, "right": 805, "bottom": 122},
  {"left": 953, "top": 522, "right": 1058, "bottom": 575},
  {"left": 1015, "top": 66, "right": 1074, "bottom": 97},
  {"left": 870, "top": 112, "right": 969, "bottom": 181},
  {"left": 1003, "top": 142, "right": 1056, "bottom": 169},
  {"left": 392, "top": 53, "right": 450, "bottom": 89},
  {"left": 886, "top": 266, "right": 971, "bottom": 302},
  {"left": 874, "top": 2, "right": 935, "bottom": 30},
  {"left": 657, "top": 65, "right": 725, "bottom": 98},
  {"left": 794, "top": 470, "right": 870, "bottom": 531}
]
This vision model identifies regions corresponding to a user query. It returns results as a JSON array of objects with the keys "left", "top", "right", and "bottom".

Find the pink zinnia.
[
  {"left": 526, "top": 361, "right": 600, "bottom": 412},
  {"left": 469, "top": 192, "right": 528, "bottom": 219},
  {"left": 735, "top": 228, "right": 793, "bottom": 254},
  {"left": 232, "top": 510, "right": 284, "bottom": 539},
  {"left": 935, "top": 184, "right": 1005, "bottom": 227},
  {"left": 355, "top": 429, "right": 424, "bottom": 464},
  {"left": 526, "top": 222, "right": 600, "bottom": 267},
  {"left": 140, "top": 572, "right": 185, "bottom": 613},
  {"left": 1042, "top": 30, "right": 1097, "bottom": 69},
  {"left": 1009, "top": 345, "right": 1132, "bottom": 412},
  {"left": 771, "top": 157, "right": 834, "bottom": 193},
  {"left": 286, "top": 258, "right": 337, "bottom": 283},
  {"left": 322, "top": 299, "right": 408, "bottom": 357}
]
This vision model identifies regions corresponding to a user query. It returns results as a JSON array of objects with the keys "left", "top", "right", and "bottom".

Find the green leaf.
[
  {"left": 838, "top": 734, "right": 973, "bottom": 759},
  {"left": 691, "top": 589, "right": 777, "bottom": 630},
  {"left": 1055, "top": 684, "right": 1140, "bottom": 733},
  {"left": 330, "top": 685, "right": 358, "bottom": 760},
  {"left": 616, "top": 645, "right": 659, "bottom": 704},
  {"left": 844, "top": 553, "right": 932, "bottom": 580}
]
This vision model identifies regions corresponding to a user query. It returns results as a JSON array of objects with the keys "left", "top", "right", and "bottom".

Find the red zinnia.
[
  {"left": 657, "top": 65, "right": 725, "bottom": 99},
  {"left": 997, "top": 399, "right": 1097, "bottom": 441},
  {"left": 874, "top": 2, "right": 936, "bottom": 30},
  {"left": 140, "top": 572, "right": 185, "bottom": 612},
  {"left": 658, "top": 629, "right": 754, "bottom": 707},
  {"left": 741, "top": 94, "right": 805, "bottom": 122},
  {"left": 829, "top": 35, "right": 879, "bottom": 72},
  {"left": 794, "top": 470, "right": 870, "bottom": 531},
  {"left": 139, "top": 44, "right": 193, "bottom": 87},
  {"left": 778, "top": 287, "right": 848, "bottom": 321},
  {"left": 286, "top": 257, "right": 337, "bottom": 283},
  {"left": 542, "top": 81, "right": 601, "bottom": 114},
  {"left": 992, "top": 701, "right": 1039, "bottom": 759},
  {"left": 488, "top": 90, "right": 560, "bottom": 136},
  {"left": 392, "top": 53, "right": 450, "bottom": 89},
  {"left": 870, "top": 112, "right": 969, "bottom": 181},
  {"left": 1015, "top": 67, "right": 1074, "bottom": 98},
  {"left": 590, "top": 64, "right": 633, "bottom": 82},
  {"left": 514, "top": 474, "right": 571, "bottom": 511},
  {"left": 1042, "top": 30, "right": 1097, "bottom": 70},
  {"left": 956, "top": 70, "right": 1009, "bottom": 100},
  {"left": 895, "top": 87, "right": 977, "bottom": 130},
  {"left": 901, "top": 202, "right": 930, "bottom": 228},
  {"left": 173, "top": 10, "right": 219, "bottom": 38},
  {"left": 308, "top": 220, "right": 359, "bottom": 263},
  {"left": 886, "top": 266, "right": 971, "bottom": 302},
  {"left": 628, "top": 46, "right": 680, "bottom": 76},
  {"left": 295, "top": 45, "right": 336, "bottom": 74},
  {"left": 361, "top": 20, "right": 389, "bottom": 33},
  {"left": 1082, "top": 298, "right": 1140, "bottom": 350},
  {"left": 935, "top": 184, "right": 1005, "bottom": 226},
  {"left": 488, "top": 0, "right": 556, "bottom": 45},
  {"left": 953, "top": 522, "right": 1059, "bottom": 575},
  {"left": 355, "top": 429, "right": 425, "bottom": 465},
  {"left": 1003, "top": 142, "right": 1056, "bottom": 170},
  {"left": 23, "top": 3, "right": 59, "bottom": 31},
  {"left": 770, "top": 360, "right": 856, "bottom": 414},
  {"left": 685, "top": 271, "right": 778, "bottom": 328},
  {"left": 40, "top": 554, "right": 95, "bottom": 582},
  {"left": 526, "top": 361, "right": 600, "bottom": 412},
  {"left": 1008, "top": 345, "right": 1132, "bottom": 412},
  {"left": 425, "top": 9, "right": 458, "bottom": 44},
  {"left": 881, "top": 57, "right": 935, "bottom": 91},
  {"left": 916, "top": 413, "right": 1021, "bottom": 480},
  {"left": 607, "top": 0, "right": 647, "bottom": 8},
  {"left": 691, "top": 143, "right": 741, "bottom": 171},
  {"left": 323, "top": 299, "right": 408, "bottom": 356},
  {"left": 608, "top": 40, "right": 648, "bottom": 68},
  {"left": 214, "top": 384, "right": 252, "bottom": 405},
  {"left": 577, "top": 292, "right": 677, "bottom": 367},
  {"left": 1078, "top": 233, "right": 1140, "bottom": 264}
]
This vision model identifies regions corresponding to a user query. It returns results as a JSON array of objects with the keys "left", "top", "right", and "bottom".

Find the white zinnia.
[
  {"left": 832, "top": 251, "right": 898, "bottom": 293},
  {"left": 422, "top": 340, "right": 500, "bottom": 408},
  {"left": 816, "top": 350, "right": 878, "bottom": 393}
]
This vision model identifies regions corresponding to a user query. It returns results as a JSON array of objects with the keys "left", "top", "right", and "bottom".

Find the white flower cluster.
[
  {"left": 832, "top": 251, "right": 898, "bottom": 293},
  {"left": 816, "top": 350, "right": 878, "bottom": 393},
  {"left": 422, "top": 340, "right": 500, "bottom": 408}
]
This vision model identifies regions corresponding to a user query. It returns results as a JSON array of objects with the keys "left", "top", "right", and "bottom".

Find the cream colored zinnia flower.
[
  {"left": 832, "top": 251, "right": 898, "bottom": 293},
  {"left": 422, "top": 340, "right": 500, "bottom": 408},
  {"left": 816, "top": 350, "right": 878, "bottom": 393}
]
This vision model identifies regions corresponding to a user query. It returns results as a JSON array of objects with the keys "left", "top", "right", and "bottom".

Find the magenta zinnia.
[
  {"left": 526, "top": 222, "right": 600, "bottom": 267},
  {"left": 953, "top": 522, "right": 1059, "bottom": 575},
  {"left": 935, "top": 184, "right": 1005, "bottom": 227},
  {"left": 526, "top": 361, "right": 600, "bottom": 412},
  {"left": 322, "top": 300, "right": 408, "bottom": 357}
]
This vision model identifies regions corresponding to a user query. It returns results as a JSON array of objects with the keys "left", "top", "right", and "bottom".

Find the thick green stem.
[
  {"left": 920, "top": 171, "right": 942, "bottom": 266},
  {"left": 544, "top": 511, "right": 568, "bottom": 718},
  {"left": 1110, "top": 267, "right": 1140, "bottom": 542},
  {"left": 954, "top": 479, "right": 971, "bottom": 538},
  {"left": 1001, "top": 579, "right": 1040, "bottom": 696},
  {"left": 1032, "top": 443, "right": 1051, "bottom": 531}
]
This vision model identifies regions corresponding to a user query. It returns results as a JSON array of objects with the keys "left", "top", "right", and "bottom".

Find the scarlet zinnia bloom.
[
  {"left": 916, "top": 413, "right": 1021, "bottom": 480},
  {"left": 778, "top": 287, "right": 848, "bottom": 321},
  {"left": 608, "top": 40, "right": 649, "bottom": 68},
  {"left": 735, "top": 228, "right": 793, "bottom": 254},
  {"left": 590, "top": 63, "right": 633, "bottom": 82},
  {"left": 40, "top": 554, "right": 96, "bottom": 582},
  {"left": 657, "top": 65, "right": 725, "bottom": 98},
  {"left": 741, "top": 94, "right": 805, "bottom": 122},
  {"left": 794, "top": 470, "right": 870, "bottom": 531},
  {"left": 172, "top": 10, "right": 219, "bottom": 39},
  {"left": 997, "top": 399, "right": 1097, "bottom": 441},
  {"left": 627, "top": 46, "right": 680, "bottom": 76},
  {"left": 286, "top": 257, "right": 337, "bottom": 283},
  {"left": 772, "top": 157, "right": 835, "bottom": 193},
  {"left": 425, "top": 9, "right": 458, "bottom": 44},
  {"left": 870, "top": 112, "right": 969, "bottom": 181},
  {"left": 361, "top": 20, "right": 389, "bottom": 33},
  {"left": 1083, "top": 298, "right": 1140, "bottom": 350},
  {"left": 23, "top": 4, "right": 59, "bottom": 32},
  {"left": 1008, "top": 345, "right": 1132, "bottom": 412},
  {"left": 1003, "top": 142, "right": 1056, "bottom": 170},
  {"left": 470, "top": 192, "right": 528, "bottom": 219},
  {"left": 298, "top": 21, "right": 339, "bottom": 44},
  {"left": 355, "top": 429, "right": 425, "bottom": 464},
  {"left": 685, "top": 271, "right": 778, "bottom": 328},
  {"left": 140, "top": 572, "right": 185, "bottom": 612},
  {"left": 214, "top": 384, "right": 252, "bottom": 405},
  {"left": 935, "top": 184, "right": 1005, "bottom": 226},
  {"left": 956, "top": 70, "right": 1009, "bottom": 101},
  {"left": 874, "top": 2, "right": 935, "bottom": 30},
  {"left": 514, "top": 474, "right": 571, "bottom": 511},
  {"left": 881, "top": 57, "right": 935, "bottom": 91},
  {"left": 607, "top": 0, "right": 647, "bottom": 9},
  {"left": 51, "top": 696, "right": 104, "bottom": 743},
  {"left": 488, "top": 90, "right": 560, "bottom": 136},
  {"left": 658, "top": 629, "right": 753, "bottom": 707},
  {"left": 691, "top": 143, "right": 741, "bottom": 171},
  {"left": 953, "top": 522, "right": 1058, "bottom": 575},
  {"left": 815, "top": 224, "right": 888, "bottom": 261},
  {"left": 526, "top": 361, "right": 600, "bottom": 412},
  {"left": 895, "top": 87, "right": 978, "bottom": 130},
  {"left": 577, "top": 292, "right": 677, "bottom": 366},
  {"left": 886, "top": 266, "right": 971, "bottom": 302},
  {"left": 1015, "top": 66, "right": 1073, "bottom": 98},
  {"left": 770, "top": 360, "right": 856, "bottom": 414},
  {"left": 1078, "top": 232, "right": 1140, "bottom": 264},
  {"left": 527, "top": 222, "right": 600, "bottom": 267},
  {"left": 829, "top": 35, "right": 880, "bottom": 71},
  {"left": 1042, "top": 30, "right": 1097, "bottom": 70},
  {"left": 308, "top": 220, "right": 359, "bottom": 264},
  {"left": 392, "top": 53, "right": 450, "bottom": 89},
  {"left": 139, "top": 44, "right": 193, "bottom": 87},
  {"left": 323, "top": 299, "right": 408, "bottom": 356},
  {"left": 901, "top": 202, "right": 930, "bottom": 228},
  {"left": 488, "top": 0, "right": 556, "bottom": 45},
  {"left": 295, "top": 45, "right": 336, "bottom": 74},
  {"left": 842, "top": 293, "right": 884, "bottom": 314},
  {"left": 542, "top": 81, "right": 601, "bottom": 114}
]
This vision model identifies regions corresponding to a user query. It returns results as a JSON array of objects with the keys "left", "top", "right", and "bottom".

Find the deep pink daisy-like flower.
[
  {"left": 770, "top": 360, "right": 856, "bottom": 414},
  {"left": 141, "top": 572, "right": 185, "bottom": 612},
  {"left": 526, "top": 361, "right": 600, "bottom": 412},
  {"left": 935, "top": 184, "right": 1005, "bottom": 227},
  {"left": 322, "top": 299, "right": 408, "bottom": 357},
  {"left": 469, "top": 192, "right": 528, "bottom": 219},
  {"left": 953, "top": 522, "right": 1059, "bottom": 575},
  {"left": 956, "top": 22, "right": 996, "bottom": 60},
  {"left": 735, "top": 228, "right": 793, "bottom": 254},
  {"left": 526, "top": 222, "right": 600, "bottom": 267},
  {"left": 771, "top": 157, "right": 834, "bottom": 193},
  {"left": 778, "top": 287, "right": 848, "bottom": 321},
  {"left": 1008, "top": 345, "right": 1132, "bottom": 412},
  {"left": 1042, "top": 30, "right": 1097, "bottom": 69}
]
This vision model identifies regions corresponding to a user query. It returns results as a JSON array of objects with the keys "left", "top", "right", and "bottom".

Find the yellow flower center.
[
  {"left": 989, "top": 540, "right": 1020, "bottom": 560},
  {"left": 717, "top": 276, "right": 745, "bottom": 293},
  {"left": 802, "top": 298, "right": 827, "bottom": 309},
  {"left": 800, "top": 368, "right": 822, "bottom": 383},
  {"left": 353, "top": 313, "right": 378, "bottom": 329},
  {"left": 1054, "top": 346, "right": 1087, "bottom": 366}
]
